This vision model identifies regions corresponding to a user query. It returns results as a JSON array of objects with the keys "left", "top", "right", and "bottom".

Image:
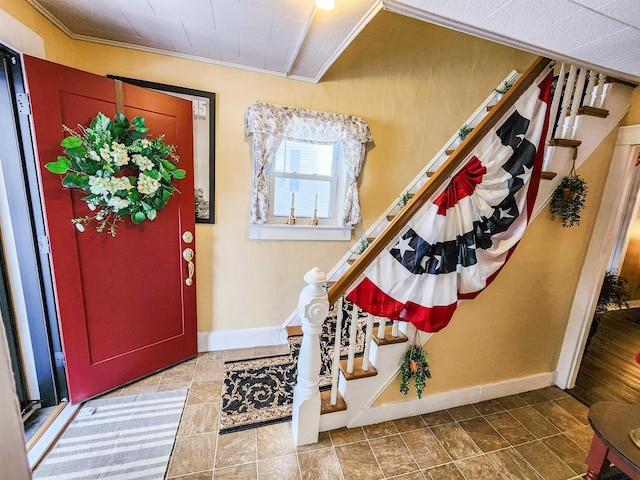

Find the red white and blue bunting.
[{"left": 347, "top": 70, "right": 554, "bottom": 332}]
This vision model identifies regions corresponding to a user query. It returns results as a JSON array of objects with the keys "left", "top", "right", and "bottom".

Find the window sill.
[{"left": 249, "top": 223, "right": 353, "bottom": 241}]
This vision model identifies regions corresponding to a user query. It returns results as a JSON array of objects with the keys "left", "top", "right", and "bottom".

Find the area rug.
[
  {"left": 33, "top": 390, "right": 187, "bottom": 479},
  {"left": 220, "top": 300, "right": 372, "bottom": 433}
]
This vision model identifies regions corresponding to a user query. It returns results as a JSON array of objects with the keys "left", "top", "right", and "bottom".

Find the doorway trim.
[{"left": 556, "top": 124, "right": 640, "bottom": 389}]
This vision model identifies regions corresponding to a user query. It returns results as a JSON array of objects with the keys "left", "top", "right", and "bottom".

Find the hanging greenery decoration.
[
  {"left": 397, "top": 191, "right": 414, "bottom": 209},
  {"left": 549, "top": 163, "right": 588, "bottom": 227},
  {"left": 458, "top": 124, "right": 473, "bottom": 141},
  {"left": 399, "top": 343, "right": 432, "bottom": 399},
  {"left": 45, "top": 112, "right": 184, "bottom": 236}
]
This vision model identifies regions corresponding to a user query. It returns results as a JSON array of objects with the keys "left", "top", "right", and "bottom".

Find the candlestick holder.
[
  {"left": 286, "top": 207, "right": 296, "bottom": 225},
  {"left": 310, "top": 208, "right": 319, "bottom": 225}
]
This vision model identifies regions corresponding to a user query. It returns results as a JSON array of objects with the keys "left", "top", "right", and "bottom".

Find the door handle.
[{"left": 183, "top": 248, "right": 194, "bottom": 286}]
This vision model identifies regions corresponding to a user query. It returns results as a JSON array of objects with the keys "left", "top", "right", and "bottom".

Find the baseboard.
[
  {"left": 198, "top": 326, "right": 288, "bottom": 352},
  {"left": 346, "top": 371, "right": 555, "bottom": 428}
]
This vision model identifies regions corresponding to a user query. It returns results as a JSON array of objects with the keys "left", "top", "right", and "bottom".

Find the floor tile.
[
  {"left": 423, "top": 463, "right": 465, "bottom": 480},
  {"left": 401, "top": 428, "right": 452, "bottom": 469},
  {"left": 516, "top": 440, "right": 576, "bottom": 480},
  {"left": 198, "top": 351, "right": 226, "bottom": 361},
  {"left": 447, "top": 404, "right": 480, "bottom": 421},
  {"left": 296, "top": 431, "right": 332, "bottom": 453},
  {"left": 335, "top": 441, "right": 384, "bottom": 480},
  {"left": 564, "top": 425, "right": 595, "bottom": 452},
  {"left": 518, "top": 389, "right": 550, "bottom": 405},
  {"left": 215, "top": 429, "right": 257, "bottom": 468},
  {"left": 393, "top": 415, "right": 426, "bottom": 432},
  {"left": 509, "top": 405, "right": 561, "bottom": 438},
  {"left": 458, "top": 416, "right": 510, "bottom": 453},
  {"left": 253, "top": 345, "right": 282, "bottom": 357},
  {"left": 362, "top": 420, "right": 398, "bottom": 439},
  {"left": 168, "top": 472, "right": 212, "bottom": 480},
  {"left": 394, "top": 472, "right": 427, "bottom": 480},
  {"left": 532, "top": 401, "right": 582, "bottom": 432},
  {"left": 157, "top": 382, "right": 191, "bottom": 392},
  {"left": 538, "top": 386, "right": 570, "bottom": 401},
  {"left": 484, "top": 411, "right": 536, "bottom": 446},
  {"left": 187, "top": 380, "right": 222, "bottom": 404},
  {"left": 473, "top": 399, "right": 506, "bottom": 415},
  {"left": 542, "top": 434, "right": 588, "bottom": 475},
  {"left": 225, "top": 347, "right": 256, "bottom": 361},
  {"left": 257, "top": 454, "right": 300, "bottom": 480},
  {"left": 422, "top": 410, "right": 455, "bottom": 427},
  {"left": 118, "top": 385, "right": 157, "bottom": 395},
  {"left": 369, "top": 434, "right": 419, "bottom": 477},
  {"left": 297, "top": 447, "right": 342, "bottom": 480},
  {"left": 329, "top": 426, "right": 365, "bottom": 445},
  {"left": 431, "top": 423, "right": 482, "bottom": 460},
  {"left": 553, "top": 396, "right": 590, "bottom": 424},
  {"left": 193, "top": 360, "right": 225, "bottom": 381},
  {"left": 166, "top": 433, "right": 216, "bottom": 477},
  {"left": 487, "top": 447, "right": 542, "bottom": 479},
  {"left": 257, "top": 422, "right": 296, "bottom": 459},
  {"left": 178, "top": 402, "right": 220, "bottom": 436},
  {"left": 214, "top": 462, "right": 257, "bottom": 480},
  {"left": 496, "top": 394, "right": 528, "bottom": 410},
  {"left": 455, "top": 455, "right": 503, "bottom": 479},
  {"left": 160, "top": 362, "right": 196, "bottom": 384}
]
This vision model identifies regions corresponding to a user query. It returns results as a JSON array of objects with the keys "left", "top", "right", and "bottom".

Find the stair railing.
[{"left": 291, "top": 56, "right": 553, "bottom": 446}]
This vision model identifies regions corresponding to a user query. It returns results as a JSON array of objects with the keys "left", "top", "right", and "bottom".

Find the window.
[
  {"left": 270, "top": 140, "right": 344, "bottom": 222},
  {"left": 245, "top": 101, "right": 373, "bottom": 241}
]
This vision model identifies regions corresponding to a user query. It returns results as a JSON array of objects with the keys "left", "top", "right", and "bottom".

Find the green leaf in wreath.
[
  {"left": 161, "top": 159, "right": 177, "bottom": 171},
  {"left": 131, "top": 116, "right": 149, "bottom": 133},
  {"left": 114, "top": 112, "right": 129, "bottom": 129},
  {"left": 60, "top": 136, "right": 82, "bottom": 149},
  {"left": 140, "top": 201, "right": 153, "bottom": 211},
  {"left": 112, "top": 124, "right": 125, "bottom": 138},
  {"left": 147, "top": 169, "right": 160, "bottom": 180},
  {"left": 154, "top": 197, "right": 166, "bottom": 210},
  {"left": 90, "top": 113, "right": 111, "bottom": 131},
  {"left": 128, "top": 130, "right": 146, "bottom": 141},
  {"left": 44, "top": 156, "right": 71, "bottom": 174},
  {"left": 162, "top": 189, "right": 171, "bottom": 202},
  {"left": 70, "top": 156, "right": 89, "bottom": 172},
  {"left": 64, "top": 145, "right": 88, "bottom": 158},
  {"left": 161, "top": 169, "right": 171, "bottom": 181},
  {"left": 146, "top": 208, "right": 157, "bottom": 221},
  {"left": 128, "top": 190, "right": 140, "bottom": 203},
  {"left": 171, "top": 169, "right": 186, "bottom": 179},
  {"left": 62, "top": 173, "right": 80, "bottom": 188},
  {"left": 132, "top": 211, "right": 146, "bottom": 224}
]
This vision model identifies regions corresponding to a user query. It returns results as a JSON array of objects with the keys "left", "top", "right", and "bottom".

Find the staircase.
[{"left": 288, "top": 57, "right": 636, "bottom": 445}]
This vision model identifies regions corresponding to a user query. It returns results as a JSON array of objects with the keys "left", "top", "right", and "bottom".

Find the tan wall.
[{"left": 1, "top": 2, "right": 535, "bottom": 335}]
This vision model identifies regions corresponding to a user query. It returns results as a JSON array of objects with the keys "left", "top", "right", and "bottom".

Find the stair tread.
[
  {"left": 286, "top": 326, "right": 303, "bottom": 337},
  {"left": 386, "top": 214, "right": 395, "bottom": 221},
  {"left": 548, "top": 138, "right": 582, "bottom": 148},
  {"left": 445, "top": 149, "right": 455, "bottom": 155},
  {"left": 605, "top": 76, "right": 638, "bottom": 88},
  {"left": 339, "top": 357, "right": 377, "bottom": 380},
  {"left": 577, "top": 106, "right": 609, "bottom": 118},
  {"left": 320, "top": 389, "right": 347, "bottom": 414},
  {"left": 486, "top": 104, "right": 495, "bottom": 112},
  {"left": 373, "top": 325, "right": 408, "bottom": 346},
  {"left": 541, "top": 171, "right": 557, "bottom": 180}
]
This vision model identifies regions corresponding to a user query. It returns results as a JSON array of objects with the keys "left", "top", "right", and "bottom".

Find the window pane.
[
  {"left": 273, "top": 140, "right": 336, "bottom": 176},
  {"left": 273, "top": 177, "right": 333, "bottom": 218}
]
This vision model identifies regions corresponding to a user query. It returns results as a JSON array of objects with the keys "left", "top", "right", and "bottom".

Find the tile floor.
[{"left": 99, "top": 346, "right": 595, "bottom": 480}]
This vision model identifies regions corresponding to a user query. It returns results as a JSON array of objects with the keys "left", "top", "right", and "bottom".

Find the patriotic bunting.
[{"left": 347, "top": 70, "right": 554, "bottom": 332}]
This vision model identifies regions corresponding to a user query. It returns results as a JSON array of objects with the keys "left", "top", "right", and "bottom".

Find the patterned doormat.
[
  {"left": 33, "top": 390, "right": 187, "bottom": 479},
  {"left": 220, "top": 301, "right": 369, "bottom": 433}
]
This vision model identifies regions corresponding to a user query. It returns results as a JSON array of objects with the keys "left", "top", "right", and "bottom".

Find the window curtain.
[{"left": 245, "top": 101, "right": 373, "bottom": 225}]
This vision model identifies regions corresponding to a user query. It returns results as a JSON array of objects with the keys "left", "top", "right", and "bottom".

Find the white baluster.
[
  {"left": 362, "top": 313, "right": 374, "bottom": 371},
  {"left": 596, "top": 73, "right": 608, "bottom": 109},
  {"left": 566, "top": 67, "right": 588, "bottom": 139},
  {"left": 392, "top": 320, "right": 399, "bottom": 338},
  {"left": 559, "top": 65, "right": 577, "bottom": 138},
  {"left": 377, "top": 316, "right": 385, "bottom": 340},
  {"left": 292, "top": 267, "right": 329, "bottom": 447},
  {"left": 346, "top": 303, "right": 358, "bottom": 374},
  {"left": 547, "top": 62, "right": 566, "bottom": 142},
  {"left": 329, "top": 296, "right": 344, "bottom": 406},
  {"left": 583, "top": 70, "right": 597, "bottom": 108}
]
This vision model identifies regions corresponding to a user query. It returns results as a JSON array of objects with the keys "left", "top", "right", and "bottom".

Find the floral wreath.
[{"left": 45, "top": 112, "right": 185, "bottom": 236}]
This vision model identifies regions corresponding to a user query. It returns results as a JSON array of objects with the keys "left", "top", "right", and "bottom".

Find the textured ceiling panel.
[
  {"left": 593, "top": 0, "right": 640, "bottom": 28},
  {"left": 569, "top": 0, "right": 616, "bottom": 9},
  {"left": 567, "top": 27, "right": 640, "bottom": 63},
  {"left": 149, "top": 0, "right": 215, "bottom": 27}
]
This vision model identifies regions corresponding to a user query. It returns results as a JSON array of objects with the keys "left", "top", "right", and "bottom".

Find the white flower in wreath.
[
  {"left": 132, "top": 154, "right": 153, "bottom": 171},
  {"left": 88, "top": 176, "right": 109, "bottom": 195},
  {"left": 137, "top": 173, "right": 161, "bottom": 195},
  {"left": 106, "top": 176, "right": 134, "bottom": 194},
  {"left": 110, "top": 142, "right": 129, "bottom": 166},
  {"left": 107, "top": 196, "right": 131, "bottom": 210},
  {"left": 99, "top": 144, "right": 111, "bottom": 161}
]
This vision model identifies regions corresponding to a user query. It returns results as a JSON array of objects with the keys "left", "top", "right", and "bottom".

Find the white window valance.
[{"left": 245, "top": 101, "right": 373, "bottom": 226}]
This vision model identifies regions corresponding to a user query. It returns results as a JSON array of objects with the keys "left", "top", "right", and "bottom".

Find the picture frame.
[{"left": 108, "top": 75, "right": 215, "bottom": 224}]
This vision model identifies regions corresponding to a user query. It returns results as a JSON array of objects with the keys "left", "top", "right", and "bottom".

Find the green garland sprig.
[
  {"left": 549, "top": 173, "right": 587, "bottom": 227},
  {"left": 399, "top": 344, "right": 432, "bottom": 399},
  {"left": 45, "top": 112, "right": 185, "bottom": 236}
]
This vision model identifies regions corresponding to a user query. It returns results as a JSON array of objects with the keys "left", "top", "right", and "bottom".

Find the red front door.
[{"left": 23, "top": 56, "right": 197, "bottom": 403}]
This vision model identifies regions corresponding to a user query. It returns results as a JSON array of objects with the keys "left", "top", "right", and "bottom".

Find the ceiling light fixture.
[{"left": 316, "top": 0, "right": 335, "bottom": 10}]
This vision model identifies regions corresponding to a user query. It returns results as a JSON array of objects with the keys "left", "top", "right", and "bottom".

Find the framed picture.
[{"left": 108, "top": 75, "right": 215, "bottom": 224}]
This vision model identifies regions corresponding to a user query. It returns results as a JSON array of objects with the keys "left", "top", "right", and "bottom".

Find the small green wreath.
[
  {"left": 45, "top": 112, "right": 185, "bottom": 236},
  {"left": 549, "top": 171, "right": 587, "bottom": 228},
  {"left": 399, "top": 344, "right": 432, "bottom": 399}
]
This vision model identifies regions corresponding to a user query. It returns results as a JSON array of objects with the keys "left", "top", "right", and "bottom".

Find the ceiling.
[{"left": 25, "top": 0, "right": 640, "bottom": 83}]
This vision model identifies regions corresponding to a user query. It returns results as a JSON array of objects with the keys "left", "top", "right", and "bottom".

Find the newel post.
[{"left": 291, "top": 267, "right": 329, "bottom": 446}]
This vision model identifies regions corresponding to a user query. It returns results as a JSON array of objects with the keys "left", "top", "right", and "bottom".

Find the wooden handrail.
[{"left": 328, "top": 56, "right": 553, "bottom": 305}]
